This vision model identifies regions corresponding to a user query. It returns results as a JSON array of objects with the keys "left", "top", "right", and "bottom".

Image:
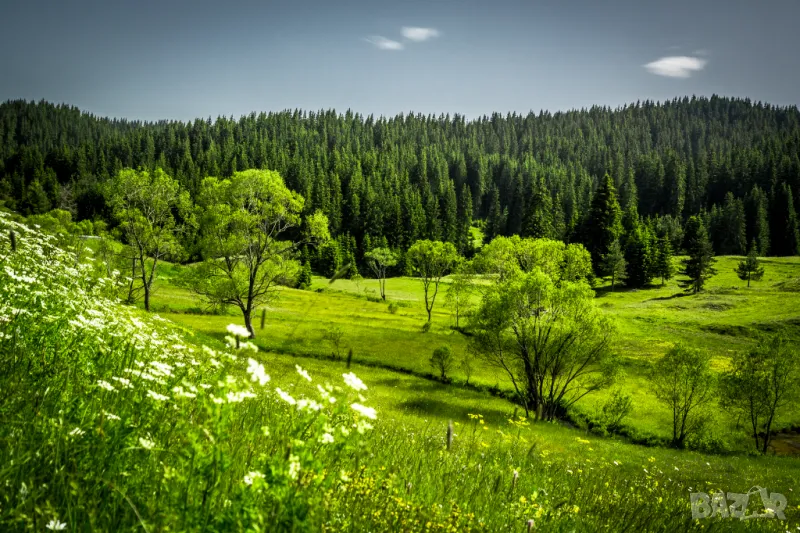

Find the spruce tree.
[
  {"left": 653, "top": 236, "right": 676, "bottom": 285},
  {"left": 583, "top": 174, "right": 623, "bottom": 273},
  {"left": 770, "top": 183, "right": 800, "bottom": 256},
  {"left": 735, "top": 241, "right": 765, "bottom": 288},
  {"left": 601, "top": 238, "right": 627, "bottom": 291},
  {"left": 624, "top": 223, "right": 656, "bottom": 288},
  {"left": 521, "top": 181, "right": 553, "bottom": 239},
  {"left": 680, "top": 216, "right": 717, "bottom": 294}
]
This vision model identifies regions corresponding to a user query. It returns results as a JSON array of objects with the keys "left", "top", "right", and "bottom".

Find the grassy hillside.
[
  {"left": 147, "top": 255, "right": 800, "bottom": 452},
  {"left": 3, "top": 216, "right": 800, "bottom": 531}
]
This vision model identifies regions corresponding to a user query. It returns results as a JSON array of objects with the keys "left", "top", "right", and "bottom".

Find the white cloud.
[
  {"left": 644, "top": 56, "right": 707, "bottom": 78},
  {"left": 365, "top": 36, "right": 404, "bottom": 51},
  {"left": 401, "top": 27, "right": 440, "bottom": 42}
]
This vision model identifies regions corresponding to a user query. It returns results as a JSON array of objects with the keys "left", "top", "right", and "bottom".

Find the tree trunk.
[
  {"left": 144, "top": 283, "right": 151, "bottom": 312},
  {"left": 244, "top": 308, "right": 255, "bottom": 338}
]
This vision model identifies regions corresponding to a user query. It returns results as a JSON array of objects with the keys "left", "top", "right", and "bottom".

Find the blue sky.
[{"left": 1, "top": 0, "right": 798, "bottom": 121}]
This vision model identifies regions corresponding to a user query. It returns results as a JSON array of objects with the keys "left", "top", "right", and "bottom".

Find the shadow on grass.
[
  {"left": 398, "top": 397, "right": 511, "bottom": 422},
  {"left": 645, "top": 291, "right": 691, "bottom": 302}
]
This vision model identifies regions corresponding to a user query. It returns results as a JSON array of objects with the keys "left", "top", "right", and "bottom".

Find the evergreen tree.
[
  {"left": 653, "top": 236, "right": 676, "bottom": 285},
  {"left": 735, "top": 241, "right": 765, "bottom": 288},
  {"left": 297, "top": 260, "right": 313, "bottom": 290},
  {"left": 770, "top": 183, "right": 800, "bottom": 256},
  {"left": 601, "top": 238, "right": 627, "bottom": 291},
  {"left": 582, "top": 174, "right": 623, "bottom": 273},
  {"left": 521, "top": 180, "right": 554, "bottom": 239},
  {"left": 680, "top": 216, "right": 717, "bottom": 294},
  {"left": 624, "top": 223, "right": 656, "bottom": 288},
  {"left": 745, "top": 186, "right": 770, "bottom": 256}
]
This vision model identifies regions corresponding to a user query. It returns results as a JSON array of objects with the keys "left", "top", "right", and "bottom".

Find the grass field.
[
  {"left": 4, "top": 214, "right": 800, "bottom": 531},
  {"left": 145, "top": 255, "right": 800, "bottom": 453}
]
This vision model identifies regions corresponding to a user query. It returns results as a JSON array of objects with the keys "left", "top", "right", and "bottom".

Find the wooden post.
[{"left": 260, "top": 308, "right": 266, "bottom": 330}]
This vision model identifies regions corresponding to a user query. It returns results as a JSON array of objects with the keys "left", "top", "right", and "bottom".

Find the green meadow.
[{"left": 146, "top": 255, "right": 800, "bottom": 453}]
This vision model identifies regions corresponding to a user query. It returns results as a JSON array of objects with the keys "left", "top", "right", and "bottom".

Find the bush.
[
  {"left": 429, "top": 345, "right": 453, "bottom": 380},
  {"left": 388, "top": 302, "right": 399, "bottom": 314},
  {"left": 421, "top": 321, "right": 432, "bottom": 333},
  {"left": 599, "top": 389, "right": 632, "bottom": 433}
]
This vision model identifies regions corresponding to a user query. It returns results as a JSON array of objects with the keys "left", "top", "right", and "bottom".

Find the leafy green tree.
[
  {"left": 650, "top": 345, "right": 715, "bottom": 448},
  {"left": 444, "top": 266, "right": 475, "bottom": 328},
  {"left": 429, "top": 344, "right": 454, "bottom": 380},
  {"left": 721, "top": 333, "right": 800, "bottom": 454},
  {"left": 653, "top": 236, "right": 676, "bottom": 285},
  {"left": 469, "top": 268, "right": 616, "bottom": 421},
  {"left": 601, "top": 238, "right": 627, "bottom": 291},
  {"left": 735, "top": 241, "right": 765, "bottom": 288},
  {"left": 582, "top": 174, "right": 623, "bottom": 274},
  {"left": 105, "top": 168, "right": 193, "bottom": 311},
  {"left": 364, "top": 247, "right": 397, "bottom": 301},
  {"left": 680, "top": 216, "right": 716, "bottom": 294},
  {"left": 193, "top": 169, "right": 328, "bottom": 337},
  {"left": 406, "top": 240, "right": 460, "bottom": 323}
]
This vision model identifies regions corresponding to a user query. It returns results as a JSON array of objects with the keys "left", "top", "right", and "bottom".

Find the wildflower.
[
  {"left": 46, "top": 519, "right": 67, "bottom": 531},
  {"left": 288, "top": 454, "right": 301, "bottom": 480},
  {"left": 138, "top": 436, "right": 156, "bottom": 450},
  {"left": 317, "top": 384, "right": 337, "bottom": 403},
  {"left": 320, "top": 433, "right": 335, "bottom": 444},
  {"left": 226, "top": 390, "right": 256, "bottom": 403},
  {"left": 172, "top": 386, "right": 197, "bottom": 399},
  {"left": 342, "top": 372, "right": 367, "bottom": 391},
  {"left": 355, "top": 419, "right": 374, "bottom": 433},
  {"left": 244, "top": 471, "right": 266, "bottom": 485},
  {"left": 96, "top": 380, "right": 116, "bottom": 391},
  {"left": 111, "top": 376, "right": 132, "bottom": 388},
  {"left": 69, "top": 427, "right": 85, "bottom": 437},
  {"left": 295, "top": 365, "right": 312, "bottom": 382},
  {"left": 246, "top": 358, "right": 270, "bottom": 386},
  {"left": 276, "top": 388, "right": 297, "bottom": 405},
  {"left": 350, "top": 403, "right": 377, "bottom": 420},
  {"left": 102, "top": 411, "right": 121, "bottom": 421},
  {"left": 240, "top": 341, "right": 259, "bottom": 353},
  {"left": 297, "top": 398, "right": 322, "bottom": 412},
  {"left": 146, "top": 390, "right": 169, "bottom": 402},
  {"left": 226, "top": 324, "right": 250, "bottom": 338}
]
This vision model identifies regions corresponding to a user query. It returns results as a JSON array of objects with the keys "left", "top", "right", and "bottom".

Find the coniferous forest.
[{"left": 2, "top": 96, "right": 800, "bottom": 276}]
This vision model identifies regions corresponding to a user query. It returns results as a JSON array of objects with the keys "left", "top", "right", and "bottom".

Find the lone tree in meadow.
[
  {"left": 721, "top": 332, "right": 799, "bottom": 454},
  {"left": 364, "top": 247, "right": 397, "bottom": 301},
  {"left": 650, "top": 345, "right": 715, "bottom": 448},
  {"left": 444, "top": 263, "right": 475, "bottom": 328},
  {"left": 680, "top": 216, "right": 716, "bottom": 294},
  {"left": 429, "top": 344, "right": 454, "bottom": 380},
  {"left": 601, "top": 238, "right": 627, "bottom": 291},
  {"left": 469, "top": 268, "right": 617, "bottom": 421},
  {"left": 105, "top": 168, "right": 194, "bottom": 312},
  {"left": 193, "top": 169, "right": 329, "bottom": 337},
  {"left": 735, "top": 241, "right": 765, "bottom": 288},
  {"left": 406, "top": 240, "right": 460, "bottom": 323}
]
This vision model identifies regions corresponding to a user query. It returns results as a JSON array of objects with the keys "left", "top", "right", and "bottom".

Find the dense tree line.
[{"left": 2, "top": 96, "right": 800, "bottom": 273}]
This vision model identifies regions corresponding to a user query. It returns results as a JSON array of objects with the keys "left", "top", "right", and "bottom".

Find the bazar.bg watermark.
[{"left": 691, "top": 487, "right": 787, "bottom": 520}]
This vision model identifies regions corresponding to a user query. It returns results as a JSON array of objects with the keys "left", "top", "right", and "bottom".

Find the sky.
[{"left": 1, "top": 0, "right": 799, "bottom": 122}]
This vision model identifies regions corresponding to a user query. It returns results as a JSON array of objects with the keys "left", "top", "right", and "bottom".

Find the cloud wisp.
[
  {"left": 365, "top": 36, "right": 404, "bottom": 51},
  {"left": 644, "top": 56, "right": 708, "bottom": 78},
  {"left": 401, "top": 27, "right": 440, "bottom": 42}
]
